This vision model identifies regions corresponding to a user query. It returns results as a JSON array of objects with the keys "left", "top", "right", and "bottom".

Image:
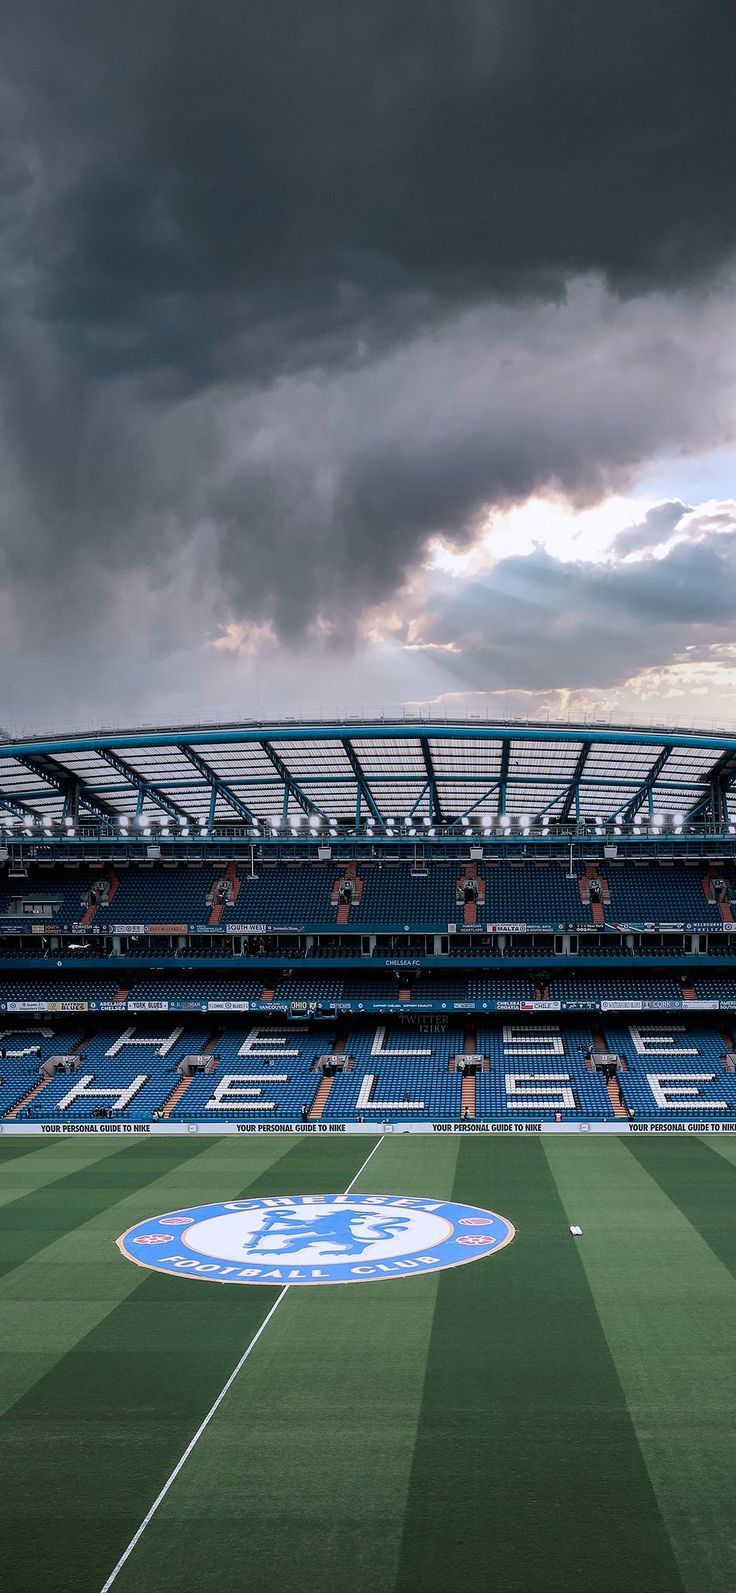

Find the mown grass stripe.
[
  {"left": 0, "top": 1137, "right": 139, "bottom": 1216},
  {"left": 624, "top": 1134, "right": 736, "bottom": 1279},
  {"left": 698, "top": 1129, "right": 736, "bottom": 1170},
  {"left": 98, "top": 1135, "right": 461, "bottom": 1593},
  {"left": 395, "top": 1138, "right": 685, "bottom": 1593},
  {"left": 0, "top": 1135, "right": 380, "bottom": 1593},
  {"left": 547, "top": 1135, "right": 736, "bottom": 1593},
  {"left": 0, "top": 1136, "right": 298, "bottom": 1421},
  {"left": 0, "top": 1135, "right": 212, "bottom": 1284},
  {"left": 0, "top": 1136, "right": 62, "bottom": 1167}
]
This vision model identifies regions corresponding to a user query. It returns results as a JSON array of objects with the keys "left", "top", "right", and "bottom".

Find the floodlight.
[
  {"left": 499, "top": 814, "right": 511, "bottom": 830},
  {"left": 519, "top": 814, "right": 531, "bottom": 828}
]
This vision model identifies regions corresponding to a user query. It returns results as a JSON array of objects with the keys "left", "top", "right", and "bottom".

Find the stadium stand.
[{"left": 3, "top": 719, "right": 736, "bottom": 1122}]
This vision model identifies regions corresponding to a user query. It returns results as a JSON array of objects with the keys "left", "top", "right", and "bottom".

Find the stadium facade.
[{"left": 1, "top": 718, "right": 736, "bottom": 1132}]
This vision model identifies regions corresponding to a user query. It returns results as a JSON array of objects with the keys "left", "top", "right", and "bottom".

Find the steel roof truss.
[
  {"left": 177, "top": 744, "right": 258, "bottom": 826},
  {"left": 97, "top": 749, "right": 193, "bottom": 823}
]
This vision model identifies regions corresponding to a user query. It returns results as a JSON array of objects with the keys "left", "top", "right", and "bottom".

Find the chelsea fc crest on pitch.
[{"left": 117, "top": 1195, "right": 515, "bottom": 1285}]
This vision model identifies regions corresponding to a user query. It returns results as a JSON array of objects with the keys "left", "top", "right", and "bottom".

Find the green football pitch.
[{"left": 1, "top": 1134, "right": 736, "bottom": 1593}]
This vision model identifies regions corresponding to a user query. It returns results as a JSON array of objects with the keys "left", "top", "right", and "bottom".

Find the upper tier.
[{"left": 1, "top": 858, "right": 734, "bottom": 932}]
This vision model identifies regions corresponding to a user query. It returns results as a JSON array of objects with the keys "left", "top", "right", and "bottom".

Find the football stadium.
[{"left": 1, "top": 717, "right": 736, "bottom": 1592}]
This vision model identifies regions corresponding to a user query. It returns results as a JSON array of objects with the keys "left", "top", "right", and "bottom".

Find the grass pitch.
[{"left": 1, "top": 1132, "right": 735, "bottom": 1593}]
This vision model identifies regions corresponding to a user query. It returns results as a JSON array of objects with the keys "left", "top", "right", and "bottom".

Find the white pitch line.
[{"left": 98, "top": 1135, "right": 385, "bottom": 1592}]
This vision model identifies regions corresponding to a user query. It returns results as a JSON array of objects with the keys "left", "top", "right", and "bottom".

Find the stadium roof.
[{"left": 1, "top": 719, "right": 735, "bottom": 833}]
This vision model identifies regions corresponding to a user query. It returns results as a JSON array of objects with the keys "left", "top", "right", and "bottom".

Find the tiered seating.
[
  {"left": 602, "top": 1022, "right": 736, "bottom": 1117},
  {"left": 0, "top": 974, "right": 122, "bottom": 1003},
  {"left": 23, "top": 1023, "right": 212, "bottom": 1120},
  {"left": 474, "top": 1023, "right": 614, "bottom": 1120},
  {"left": 0, "top": 867, "right": 98, "bottom": 922},
  {"left": 0, "top": 1026, "right": 85, "bottom": 1116},
  {"left": 231, "top": 864, "right": 335, "bottom": 923},
  {"left": 2, "top": 859, "right": 735, "bottom": 929},
  {"left": 483, "top": 864, "right": 584, "bottom": 923},
  {"left": 693, "top": 976, "right": 736, "bottom": 1000},
  {"left": 125, "top": 973, "right": 264, "bottom": 1004},
  {"left": 549, "top": 973, "right": 684, "bottom": 1001},
  {"left": 320, "top": 1024, "right": 464, "bottom": 1122},
  {"left": 275, "top": 976, "right": 346, "bottom": 1001},
  {"left": 468, "top": 974, "right": 537, "bottom": 1001},
  {"left": 176, "top": 1026, "right": 331, "bottom": 1121},
  {"left": 350, "top": 864, "right": 458, "bottom": 926},
  {"left": 604, "top": 863, "right": 722, "bottom": 923}
]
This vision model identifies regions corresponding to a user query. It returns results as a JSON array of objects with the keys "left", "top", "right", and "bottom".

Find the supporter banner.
[
  {"left": 6, "top": 917, "right": 736, "bottom": 938},
  {"left": 596, "top": 999, "right": 711, "bottom": 1012},
  {"left": 207, "top": 1000, "right": 252, "bottom": 1011},
  {"left": 0, "top": 995, "right": 734, "bottom": 1017},
  {"left": 5, "top": 1000, "right": 89, "bottom": 1013},
  {"left": 496, "top": 1000, "right": 562, "bottom": 1012}
]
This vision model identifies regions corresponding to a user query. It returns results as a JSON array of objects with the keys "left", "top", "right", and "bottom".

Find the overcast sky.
[{"left": 1, "top": 1, "right": 735, "bottom": 735}]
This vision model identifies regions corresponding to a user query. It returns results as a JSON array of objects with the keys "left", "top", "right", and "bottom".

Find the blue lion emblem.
[{"left": 248, "top": 1208, "right": 411, "bottom": 1256}]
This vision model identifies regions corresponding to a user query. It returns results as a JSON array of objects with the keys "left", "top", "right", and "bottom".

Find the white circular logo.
[{"left": 118, "top": 1195, "right": 515, "bottom": 1285}]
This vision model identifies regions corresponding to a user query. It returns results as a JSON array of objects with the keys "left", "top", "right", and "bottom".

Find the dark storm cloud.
[
  {"left": 3, "top": 1, "right": 736, "bottom": 381},
  {"left": 0, "top": 0, "right": 735, "bottom": 710},
  {"left": 406, "top": 518, "right": 736, "bottom": 694},
  {"left": 611, "top": 500, "right": 692, "bottom": 558}
]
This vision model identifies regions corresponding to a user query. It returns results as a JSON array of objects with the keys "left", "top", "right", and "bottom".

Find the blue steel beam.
[
  {"left": 2, "top": 722, "right": 736, "bottom": 758},
  {"left": 0, "top": 792, "right": 44, "bottom": 822},
  {"left": 620, "top": 746, "right": 675, "bottom": 822},
  {"left": 558, "top": 742, "right": 591, "bottom": 824},
  {"left": 96, "top": 749, "right": 194, "bottom": 823},
  {"left": 0, "top": 771, "right": 713, "bottom": 803},
  {"left": 11, "top": 754, "right": 116, "bottom": 823},
  {"left": 419, "top": 737, "right": 443, "bottom": 824},
  {"left": 497, "top": 737, "right": 511, "bottom": 816},
  {"left": 341, "top": 739, "right": 384, "bottom": 826},
  {"left": 686, "top": 749, "right": 736, "bottom": 824},
  {"left": 177, "top": 744, "right": 258, "bottom": 826},
  {"left": 260, "top": 741, "right": 328, "bottom": 820}
]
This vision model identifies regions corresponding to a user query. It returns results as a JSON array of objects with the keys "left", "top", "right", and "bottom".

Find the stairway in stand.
[{"left": 606, "top": 1077, "right": 628, "bottom": 1119}]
